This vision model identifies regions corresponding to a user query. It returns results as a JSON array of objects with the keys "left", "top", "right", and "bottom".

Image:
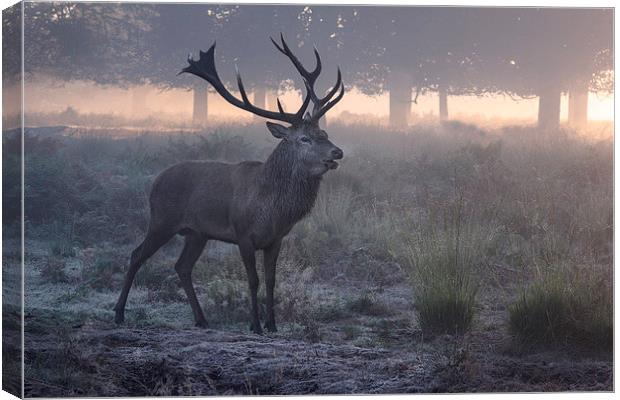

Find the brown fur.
[{"left": 113, "top": 121, "right": 343, "bottom": 333}]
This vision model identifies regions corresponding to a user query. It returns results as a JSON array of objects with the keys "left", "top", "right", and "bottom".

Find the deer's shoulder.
[
  {"left": 153, "top": 160, "right": 237, "bottom": 189},
  {"left": 230, "top": 160, "right": 264, "bottom": 177},
  {"left": 236, "top": 160, "right": 263, "bottom": 169}
]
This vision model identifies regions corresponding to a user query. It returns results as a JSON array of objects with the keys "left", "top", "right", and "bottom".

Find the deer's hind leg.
[
  {"left": 238, "top": 238, "right": 262, "bottom": 334},
  {"left": 175, "top": 232, "right": 209, "bottom": 328},
  {"left": 114, "top": 227, "right": 175, "bottom": 324},
  {"left": 263, "top": 239, "right": 282, "bottom": 332}
]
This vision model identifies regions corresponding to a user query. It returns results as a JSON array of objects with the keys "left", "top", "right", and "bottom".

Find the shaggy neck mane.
[{"left": 262, "top": 141, "right": 321, "bottom": 223}]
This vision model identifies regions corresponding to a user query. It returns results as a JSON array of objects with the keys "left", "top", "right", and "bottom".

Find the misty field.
[{"left": 4, "top": 121, "right": 612, "bottom": 395}]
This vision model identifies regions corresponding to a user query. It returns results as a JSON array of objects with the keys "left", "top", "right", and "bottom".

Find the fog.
[
  {"left": 21, "top": 79, "right": 614, "bottom": 124},
  {"left": 3, "top": 4, "right": 613, "bottom": 130},
  {"left": 4, "top": 4, "right": 614, "bottom": 395}
]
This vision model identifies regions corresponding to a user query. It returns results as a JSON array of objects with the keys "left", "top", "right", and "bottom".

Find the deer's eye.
[{"left": 300, "top": 136, "right": 311, "bottom": 143}]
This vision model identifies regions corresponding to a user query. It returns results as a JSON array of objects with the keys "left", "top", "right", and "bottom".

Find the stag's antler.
[
  {"left": 181, "top": 44, "right": 309, "bottom": 125},
  {"left": 270, "top": 34, "right": 345, "bottom": 123},
  {"left": 181, "top": 35, "right": 344, "bottom": 125}
]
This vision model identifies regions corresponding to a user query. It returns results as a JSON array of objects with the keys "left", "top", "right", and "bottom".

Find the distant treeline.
[{"left": 2, "top": 4, "right": 611, "bottom": 129}]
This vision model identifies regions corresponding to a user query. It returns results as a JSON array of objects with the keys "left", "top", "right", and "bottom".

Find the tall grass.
[
  {"left": 508, "top": 261, "right": 612, "bottom": 350},
  {"left": 405, "top": 199, "right": 491, "bottom": 335},
  {"left": 19, "top": 122, "right": 613, "bottom": 343},
  {"left": 293, "top": 183, "right": 388, "bottom": 251}
]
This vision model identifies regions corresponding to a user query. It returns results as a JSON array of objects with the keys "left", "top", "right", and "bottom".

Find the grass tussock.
[
  {"left": 405, "top": 199, "right": 495, "bottom": 335},
  {"left": 508, "top": 264, "right": 612, "bottom": 351}
]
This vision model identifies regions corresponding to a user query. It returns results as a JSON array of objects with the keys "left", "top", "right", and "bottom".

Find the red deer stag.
[{"left": 114, "top": 35, "right": 345, "bottom": 334}]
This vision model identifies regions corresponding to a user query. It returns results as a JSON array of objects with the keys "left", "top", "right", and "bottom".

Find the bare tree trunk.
[
  {"left": 388, "top": 69, "right": 411, "bottom": 128},
  {"left": 266, "top": 89, "right": 278, "bottom": 110},
  {"left": 253, "top": 86, "right": 266, "bottom": 121},
  {"left": 131, "top": 86, "right": 149, "bottom": 119},
  {"left": 438, "top": 85, "right": 448, "bottom": 123},
  {"left": 192, "top": 83, "right": 208, "bottom": 126},
  {"left": 537, "top": 82, "right": 561, "bottom": 130},
  {"left": 568, "top": 80, "right": 588, "bottom": 129}
]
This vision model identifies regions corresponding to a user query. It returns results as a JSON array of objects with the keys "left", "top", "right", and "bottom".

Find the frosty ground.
[
  {"left": 21, "top": 249, "right": 612, "bottom": 396},
  {"left": 4, "top": 122, "right": 612, "bottom": 395}
]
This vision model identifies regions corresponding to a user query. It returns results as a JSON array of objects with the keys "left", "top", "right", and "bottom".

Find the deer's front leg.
[
  {"left": 263, "top": 240, "right": 281, "bottom": 332},
  {"left": 239, "top": 239, "right": 262, "bottom": 334}
]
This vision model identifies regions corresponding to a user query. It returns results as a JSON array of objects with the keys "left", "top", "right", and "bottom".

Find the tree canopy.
[{"left": 18, "top": 4, "right": 613, "bottom": 125}]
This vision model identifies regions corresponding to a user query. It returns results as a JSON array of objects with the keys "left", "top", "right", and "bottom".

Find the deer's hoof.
[
  {"left": 264, "top": 322, "right": 277, "bottom": 333},
  {"left": 250, "top": 323, "right": 263, "bottom": 335},
  {"left": 195, "top": 320, "right": 209, "bottom": 329},
  {"left": 114, "top": 312, "right": 125, "bottom": 325}
]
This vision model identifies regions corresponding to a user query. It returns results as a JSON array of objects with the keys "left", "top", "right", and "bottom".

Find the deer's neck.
[{"left": 262, "top": 143, "right": 321, "bottom": 224}]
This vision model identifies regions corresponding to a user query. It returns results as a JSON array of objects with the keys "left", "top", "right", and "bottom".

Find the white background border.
[{"left": 0, "top": 1, "right": 616, "bottom": 400}]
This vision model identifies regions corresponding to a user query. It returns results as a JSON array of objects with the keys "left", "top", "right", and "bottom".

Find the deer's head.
[
  {"left": 265, "top": 119, "right": 343, "bottom": 176},
  {"left": 181, "top": 34, "right": 344, "bottom": 177}
]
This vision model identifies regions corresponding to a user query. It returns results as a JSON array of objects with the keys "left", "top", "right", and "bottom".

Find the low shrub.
[
  {"left": 342, "top": 325, "right": 362, "bottom": 340},
  {"left": 40, "top": 256, "right": 70, "bottom": 284},
  {"left": 294, "top": 185, "right": 357, "bottom": 259},
  {"left": 405, "top": 202, "right": 486, "bottom": 335},
  {"left": 82, "top": 255, "right": 125, "bottom": 291},
  {"left": 346, "top": 290, "right": 391, "bottom": 316},
  {"left": 508, "top": 265, "right": 612, "bottom": 350},
  {"left": 202, "top": 277, "right": 249, "bottom": 326},
  {"left": 134, "top": 261, "right": 176, "bottom": 290},
  {"left": 275, "top": 266, "right": 315, "bottom": 323},
  {"left": 114, "top": 258, "right": 186, "bottom": 304},
  {"left": 48, "top": 218, "right": 78, "bottom": 258},
  {"left": 311, "top": 301, "right": 347, "bottom": 323}
]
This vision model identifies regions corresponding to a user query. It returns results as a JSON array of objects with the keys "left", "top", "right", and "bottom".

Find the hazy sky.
[
  {"left": 22, "top": 79, "right": 614, "bottom": 125},
  {"left": 5, "top": 4, "right": 611, "bottom": 129}
]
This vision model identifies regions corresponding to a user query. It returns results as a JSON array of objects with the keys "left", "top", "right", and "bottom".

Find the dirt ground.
[
  {"left": 20, "top": 239, "right": 612, "bottom": 397},
  {"left": 24, "top": 321, "right": 612, "bottom": 397}
]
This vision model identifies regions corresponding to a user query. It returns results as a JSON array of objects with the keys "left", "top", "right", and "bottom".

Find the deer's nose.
[{"left": 331, "top": 147, "right": 344, "bottom": 160}]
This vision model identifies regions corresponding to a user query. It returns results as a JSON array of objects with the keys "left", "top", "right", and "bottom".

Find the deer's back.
[{"left": 148, "top": 160, "right": 263, "bottom": 242}]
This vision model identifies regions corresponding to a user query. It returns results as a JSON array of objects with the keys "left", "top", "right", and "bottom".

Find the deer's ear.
[{"left": 266, "top": 122, "right": 289, "bottom": 139}]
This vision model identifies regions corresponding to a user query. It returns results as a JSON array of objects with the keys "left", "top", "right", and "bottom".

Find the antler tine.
[
  {"left": 270, "top": 33, "right": 324, "bottom": 122},
  {"left": 181, "top": 43, "right": 300, "bottom": 124},
  {"left": 311, "top": 67, "right": 342, "bottom": 116},
  {"left": 294, "top": 91, "right": 313, "bottom": 120},
  {"left": 276, "top": 98, "right": 286, "bottom": 114},
  {"left": 324, "top": 67, "right": 342, "bottom": 103},
  {"left": 234, "top": 65, "right": 250, "bottom": 104},
  {"left": 271, "top": 34, "right": 344, "bottom": 123},
  {"left": 271, "top": 33, "right": 322, "bottom": 84},
  {"left": 311, "top": 47, "right": 322, "bottom": 81},
  {"left": 314, "top": 81, "right": 345, "bottom": 121},
  {"left": 181, "top": 38, "right": 344, "bottom": 126},
  {"left": 270, "top": 36, "right": 286, "bottom": 55}
]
